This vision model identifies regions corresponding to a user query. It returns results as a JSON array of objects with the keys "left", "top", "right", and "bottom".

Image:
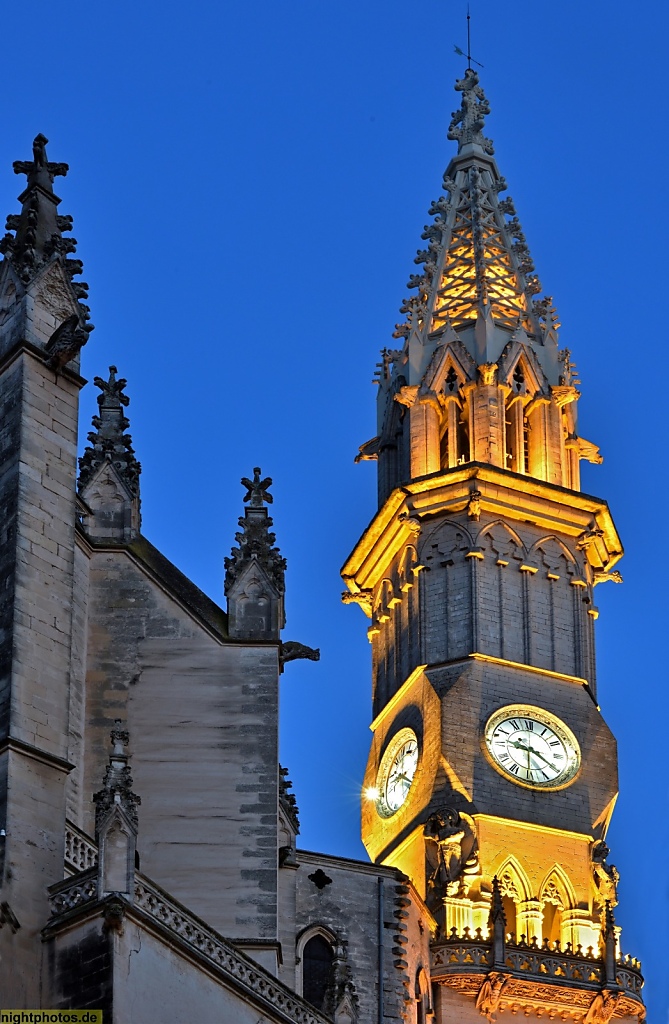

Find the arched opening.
[
  {"left": 505, "top": 395, "right": 529, "bottom": 474},
  {"left": 302, "top": 934, "right": 334, "bottom": 1010},
  {"left": 502, "top": 895, "right": 517, "bottom": 940},
  {"left": 415, "top": 967, "right": 430, "bottom": 1024},
  {"left": 542, "top": 901, "right": 561, "bottom": 945}
]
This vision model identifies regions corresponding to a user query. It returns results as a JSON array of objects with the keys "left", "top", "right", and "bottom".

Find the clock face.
[
  {"left": 484, "top": 705, "right": 580, "bottom": 790},
  {"left": 377, "top": 728, "right": 419, "bottom": 816}
]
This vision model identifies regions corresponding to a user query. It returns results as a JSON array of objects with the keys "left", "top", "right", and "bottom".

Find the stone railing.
[
  {"left": 431, "top": 930, "right": 643, "bottom": 1000},
  {"left": 133, "top": 876, "right": 331, "bottom": 1024},
  {"left": 64, "top": 820, "right": 98, "bottom": 875},
  {"left": 48, "top": 867, "right": 331, "bottom": 1024},
  {"left": 49, "top": 866, "right": 98, "bottom": 915}
]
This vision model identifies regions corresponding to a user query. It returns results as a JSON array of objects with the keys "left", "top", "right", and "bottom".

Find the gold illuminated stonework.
[{"left": 345, "top": 67, "right": 644, "bottom": 1023}]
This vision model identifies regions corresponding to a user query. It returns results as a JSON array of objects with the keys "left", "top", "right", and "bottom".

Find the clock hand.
[{"left": 511, "top": 739, "right": 553, "bottom": 769}]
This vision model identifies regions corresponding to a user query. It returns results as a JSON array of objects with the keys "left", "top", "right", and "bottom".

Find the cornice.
[{"left": 342, "top": 463, "right": 622, "bottom": 593}]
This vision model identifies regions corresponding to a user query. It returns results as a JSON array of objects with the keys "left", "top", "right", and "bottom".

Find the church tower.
[{"left": 343, "top": 71, "right": 645, "bottom": 1022}]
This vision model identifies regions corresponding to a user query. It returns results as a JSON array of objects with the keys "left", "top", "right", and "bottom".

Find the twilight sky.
[{"left": 1, "top": 0, "right": 666, "bottom": 1017}]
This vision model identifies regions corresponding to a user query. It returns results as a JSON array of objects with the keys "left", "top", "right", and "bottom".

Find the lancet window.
[{"left": 302, "top": 933, "right": 334, "bottom": 1009}]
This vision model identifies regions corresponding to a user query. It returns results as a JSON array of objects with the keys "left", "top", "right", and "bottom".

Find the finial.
[
  {"left": 241, "top": 467, "right": 273, "bottom": 507},
  {"left": 448, "top": 69, "right": 494, "bottom": 155}
]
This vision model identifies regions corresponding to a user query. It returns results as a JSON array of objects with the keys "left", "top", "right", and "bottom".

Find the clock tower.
[{"left": 342, "top": 70, "right": 645, "bottom": 1022}]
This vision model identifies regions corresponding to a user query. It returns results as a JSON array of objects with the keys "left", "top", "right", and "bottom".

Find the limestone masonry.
[{"left": 0, "top": 72, "right": 644, "bottom": 1023}]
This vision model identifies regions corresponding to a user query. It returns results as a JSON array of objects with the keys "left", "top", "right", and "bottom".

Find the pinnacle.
[
  {"left": 224, "top": 467, "right": 286, "bottom": 596},
  {"left": 0, "top": 134, "right": 92, "bottom": 329},
  {"left": 93, "top": 720, "right": 141, "bottom": 837},
  {"left": 78, "top": 366, "right": 141, "bottom": 498}
]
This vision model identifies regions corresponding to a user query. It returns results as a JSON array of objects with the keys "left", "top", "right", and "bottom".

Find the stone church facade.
[{"left": 0, "top": 72, "right": 645, "bottom": 1022}]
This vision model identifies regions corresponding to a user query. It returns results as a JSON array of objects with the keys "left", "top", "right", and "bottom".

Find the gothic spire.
[
  {"left": 393, "top": 70, "right": 559, "bottom": 354},
  {"left": 78, "top": 367, "right": 141, "bottom": 498},
  {"left": 0, "top": 135, "right": 92, "bottom": 330},
  {"left": 224, "top": 468, "right": 286, "bottom": 640}
]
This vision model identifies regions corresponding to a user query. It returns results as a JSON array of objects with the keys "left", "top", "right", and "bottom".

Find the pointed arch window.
[
  {"left": 497, "top": 865, "right": 528, "bottom": 941},
  {"left": 302, "top": 934, "right": 334, "bottom": 1010},
  {"left": 505, "top": 395, "right": 529, "bottom": 474},
  {"left": 540, "top": 872, "right": 571, "bottom": 947}
]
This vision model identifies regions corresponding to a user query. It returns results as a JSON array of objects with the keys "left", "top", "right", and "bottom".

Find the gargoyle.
[
  {"left": 280, "top": 641, "right": 320, "bottom": 668},
  {"left": 45, "top": 314, "right": 88, "bottom": 370}
]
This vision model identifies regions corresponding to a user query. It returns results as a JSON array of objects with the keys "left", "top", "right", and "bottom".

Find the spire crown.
[{"left": 448, "top": 69, "right": 494, "bottom": 155}]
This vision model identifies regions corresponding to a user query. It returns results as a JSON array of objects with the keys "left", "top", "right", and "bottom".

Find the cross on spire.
[{"left": 241, "top": 467, "right": 274, "bottom": 507}]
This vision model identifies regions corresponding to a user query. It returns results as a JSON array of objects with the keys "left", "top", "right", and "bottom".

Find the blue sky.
[{"left": 2, "top": 0, "right": 666, "bottom": 1017}]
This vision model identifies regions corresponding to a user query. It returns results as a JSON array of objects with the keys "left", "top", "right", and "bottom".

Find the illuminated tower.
[{"left": 343, "top": 71, "right": 645, "bottom": 1022}]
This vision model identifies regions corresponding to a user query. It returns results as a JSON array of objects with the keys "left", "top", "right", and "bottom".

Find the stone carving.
[
  {"left": 591, "top": 841, "right": 619, "bottom": 908},
  {"left": 242, "top": 466, "right": 273, "bottom": 507},
  {"left": 583, "top": 989, "right": 622, "bottom": 1024},
  {"left": 477, "top": 363, "right": 498, "bottom": 386},
  {"left": 577, "top": 526, "right": 604, "bottom": 553},
  {"left": 448, "top": 69, "right": 494, "bottom": 155},
  {"left": 279, "top": 765, "right": 300, "bottom": 834},
  {"left": 340, "top": 589, "right": 372, "bottom": 615},
  {"left": 475, "top": 971, "right": 509, "bottom": 1022},
  {"left": 593, "top": 569, "right": 623, "bottom": 585},
  {"left": 93, "top": 721, "right": 141, "bottom": 836},
  {"left": 572, "top": 436, "right": 603, "bottom": 465},
  {"left": 394, "top": 384, "right": 420, "bottom": 408},
  {"left": 425, "top": 809, "right": 466, "bottom": 897},
  {"left": 45, "top": 312, "right": 88, "bottom": 369},
  {"left": 497, "top": 871, "right": 520, "bottom": 901},
  {"left": 322, "top": 939, "right": 359, "bottom": 1024},
  {"left": 467, "top": 489, "right": 482, "bottom": 521},
  {"left": 541, "top": 879, "right": 564, "bottom": 907},
  {"left": 398, "top": 512, "right": 421, "bottom": 536},
  {"left": 558, "top": 348, "right": 580, "bottom": 387},
  {"left": 551, "top": 384, "right": 579, "bottom": 407},
  {"left": 280, "top": 641, "right": 320, "bottom": 667},
  {"left": 78, "top": 366, "right": 141, "bottom": 499},
  {"left": 224, "top": 467, "right": 286, "bottom": 600},
  {"left": 49, "top": 871, "right": 98, "bottom": 916}
]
